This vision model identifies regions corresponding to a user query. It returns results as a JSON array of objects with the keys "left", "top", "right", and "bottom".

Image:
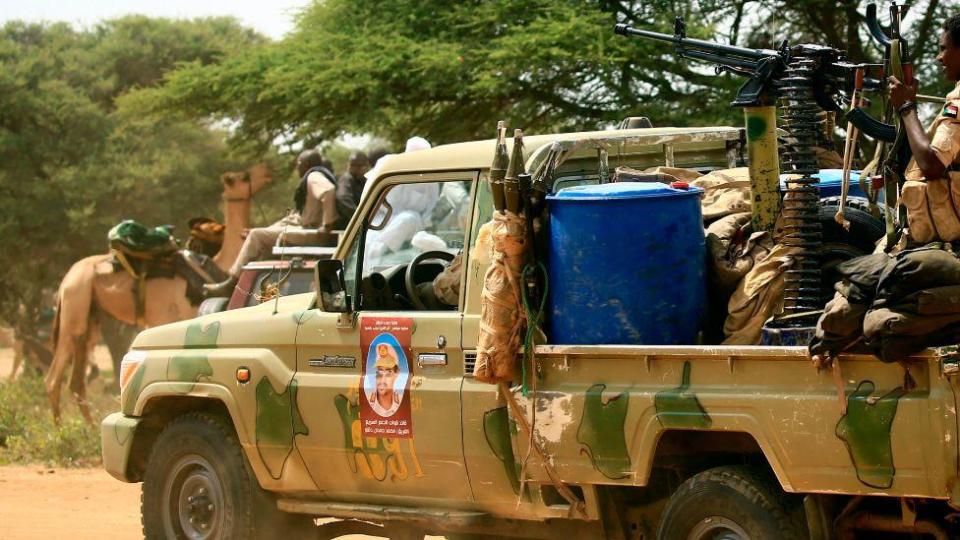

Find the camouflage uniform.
[{"left": 900, "top": 83, "right": 960, "bottom": 243}]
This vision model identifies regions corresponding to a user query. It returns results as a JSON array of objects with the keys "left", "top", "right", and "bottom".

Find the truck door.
[
  {"left": 295, "top": 172, "right": 477, "bottom": 502},
  {"left": 458, "top": 174, "right": 537, "bottom": 513}
]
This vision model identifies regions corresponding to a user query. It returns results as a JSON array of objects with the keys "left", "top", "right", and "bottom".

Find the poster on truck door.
[{"left": 360, "top": 317, "right": 414, "bottom": 438}]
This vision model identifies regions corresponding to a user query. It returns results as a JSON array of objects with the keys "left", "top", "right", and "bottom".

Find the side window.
[
  {"left": 363, "top": 179, "right": 470, "bottom": 272},
  {"left": 343, "top": 178, "right": 474, "bottom": 311},
  {"left": 342, "top": 237, "right": 361, "bottom": 302}
]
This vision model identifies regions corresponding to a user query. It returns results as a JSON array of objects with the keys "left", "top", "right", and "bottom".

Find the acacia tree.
[
  {"left": 127, "top": 0, "right": 741, "bottom": 148},
  {"left": 0, "top": 17, "right": 267, "bottom": 342},
  {"left": 701, "top": 0, "right": 950, "bottom": 96},
  {"left": 131, "top": 0, "right": 953, "bottom": 150}
]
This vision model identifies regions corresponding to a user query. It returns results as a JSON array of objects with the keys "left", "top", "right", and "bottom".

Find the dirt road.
[
  {"left": 0, "top": 465, "right": 447, "bottom": 539},
  {"left": 0, "top": 346, "right": 443, "bottom": 539},
  {"left": 0, "top": 466, "right": 142, "bottom": 539}
]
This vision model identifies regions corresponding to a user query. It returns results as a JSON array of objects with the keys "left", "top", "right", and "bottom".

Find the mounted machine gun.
[{"left": 615, "top": 2, "right": 913, "bottom": 317}]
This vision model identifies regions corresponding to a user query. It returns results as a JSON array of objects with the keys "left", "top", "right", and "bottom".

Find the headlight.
[{"left": 119, "top": 350, "right": 147, "bottom": 396}]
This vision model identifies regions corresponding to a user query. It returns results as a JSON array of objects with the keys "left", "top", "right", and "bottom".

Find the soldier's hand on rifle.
[{"left": 888, "top": 75, "right": 918, "bottom": 110}]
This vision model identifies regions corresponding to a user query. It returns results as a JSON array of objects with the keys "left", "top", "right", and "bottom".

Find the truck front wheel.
[
  {"left": 141, "top": 411, "right": 312, "bottom": 539},
  {"left": 656, "top": 465, "right": 806, "bottom": 540}
]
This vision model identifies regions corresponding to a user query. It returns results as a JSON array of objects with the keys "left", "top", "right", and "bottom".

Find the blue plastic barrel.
[
  {"left": 546, "top": 182, "right": 706, "bottom": 345},
  {"left": 779, "top": 169, "right": 883, "bottom": 201}
]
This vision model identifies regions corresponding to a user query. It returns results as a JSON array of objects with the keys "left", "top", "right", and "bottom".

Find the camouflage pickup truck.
[{"left": 102, "top": 126, "right": 960, "bottom": 540}]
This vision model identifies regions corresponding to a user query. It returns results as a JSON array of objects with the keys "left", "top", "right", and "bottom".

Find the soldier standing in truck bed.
[{"left": 889, "top": 14, "right": 960, "bottom": 182}]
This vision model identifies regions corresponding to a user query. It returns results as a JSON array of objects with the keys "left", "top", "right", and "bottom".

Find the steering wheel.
[{"left": 405, "top": 250, "right": 456, "bottom": 310}]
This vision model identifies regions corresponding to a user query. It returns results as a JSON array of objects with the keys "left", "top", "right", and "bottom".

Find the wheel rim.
[
  {"left": 162, "top": 455, "right": 226, "bottom": 540},
  {"left": 686, "top": 516, "right": 751, "bottom": 540}
]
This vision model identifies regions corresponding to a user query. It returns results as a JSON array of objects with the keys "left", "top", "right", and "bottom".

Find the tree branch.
[{"left": 911, "top": 0, "right": 941, "bottom": 64}]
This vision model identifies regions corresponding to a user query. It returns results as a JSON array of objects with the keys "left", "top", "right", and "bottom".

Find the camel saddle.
[
  {"left": 108, "top": 220, "right": 227, "bottom": 325},
  {"left": 108, "top": 220, "right": 178, "bottom": 258}
]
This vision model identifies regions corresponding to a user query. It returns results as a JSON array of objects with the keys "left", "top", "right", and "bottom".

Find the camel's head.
[{"left": 220, "top": 163, "right": 273, "bottom": 200}]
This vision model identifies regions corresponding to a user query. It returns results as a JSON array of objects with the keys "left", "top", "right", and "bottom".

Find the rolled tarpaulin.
[{"left": 473, "top": 211, "right": 528, "bottom": 384}]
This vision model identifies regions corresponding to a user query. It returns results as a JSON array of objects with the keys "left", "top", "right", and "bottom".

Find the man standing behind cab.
[{"left": 335, "top": 152, "right": 370, "bottom": 230}]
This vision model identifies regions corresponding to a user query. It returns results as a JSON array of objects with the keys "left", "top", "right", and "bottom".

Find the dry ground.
[
  {"left": 0, "top": 347, "right": 444, "bottom": 539},
  {"left": 0, "top": 465, "right": 447, "bottom": 539},
  {"left": 0, "top": 465, "right": 141, "bottom": 539}
]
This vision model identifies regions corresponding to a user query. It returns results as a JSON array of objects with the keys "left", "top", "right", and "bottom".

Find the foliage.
[
  {"left": 0, "top": 17, "right": 272, "bottom": 340},
  {"left": 0, "top": 3, "right": 953, "bottom": 340},
  {"left": 699, "top": 0, "right": 952, "bottom": 103},
  {"left": 126, "top": 0, "right": 740, "bottom": 148},
  {"left": 130, "top": 0, "right": 955, "bottom": 150},
  {"left": 0, "top": 370, "right": 111, "bottom": 467}
]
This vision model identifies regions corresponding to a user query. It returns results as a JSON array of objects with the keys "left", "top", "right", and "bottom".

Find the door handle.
[{"left": 417, "top": 353, "right": 447, "bottom": 368}]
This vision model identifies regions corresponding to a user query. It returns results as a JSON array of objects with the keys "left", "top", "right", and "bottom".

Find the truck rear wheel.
[
  {"left": 141, "top": 411, "right": 313, "bottom": 539},
  {"left": 656, "top": 466, "right": 806, "bottom": 540}
]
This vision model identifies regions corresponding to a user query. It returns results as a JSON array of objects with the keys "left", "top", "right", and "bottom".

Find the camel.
[
  {"left": 45, "top": 165, "right": 273, "bottom": 423},
  {"left": 4, "top": 325, "right": 54, "bottom": 380}
]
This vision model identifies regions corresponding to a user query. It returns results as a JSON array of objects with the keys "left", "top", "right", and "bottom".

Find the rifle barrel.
[{"left": 614, "top": 23, "right": 778, "bottom": 60}]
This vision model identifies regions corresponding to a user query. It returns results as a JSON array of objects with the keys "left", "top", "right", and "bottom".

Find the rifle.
[
  {"left": 614, "top": 2, "right": 912, "bottom": 315},
  {"left": 614, "top": 14, "right": 895, "bottom": 141}
]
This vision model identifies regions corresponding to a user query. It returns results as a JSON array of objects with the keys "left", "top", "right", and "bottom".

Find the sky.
[{"left": 0, "top": 0, "right": 311, "bottom": 39}]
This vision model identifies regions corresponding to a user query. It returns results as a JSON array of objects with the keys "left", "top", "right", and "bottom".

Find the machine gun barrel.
[{"left": 613, "top": 23, "right": 780, "bottom": 62}]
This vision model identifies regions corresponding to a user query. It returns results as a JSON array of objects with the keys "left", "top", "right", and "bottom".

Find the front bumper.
[{"left": 100, "top": 412, "right": 142, "bottom": 482}]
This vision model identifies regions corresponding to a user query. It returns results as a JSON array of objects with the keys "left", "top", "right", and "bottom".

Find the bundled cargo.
[{"left": 474, "top": 124, "right": 529, "bottom": 384}]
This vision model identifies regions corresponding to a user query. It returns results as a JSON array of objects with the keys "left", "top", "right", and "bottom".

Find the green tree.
[
  {"left": 0, "top": 17, "right": 268, "bottom": 342},
  {"left": 700, "top": 0, "right": 951, "bottom": 102},
  {"left": 129, "top": 0, "right": 954, "bottom": 150},
  {"left": 126, "top": 0, "right": 740, "bottom": 148}
]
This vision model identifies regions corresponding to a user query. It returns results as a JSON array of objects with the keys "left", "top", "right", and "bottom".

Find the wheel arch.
[
  {"left": 124, "top": 384, "right": 249, "bottom": 482},
  {"left": 607, "top": 430, "right": 796, "bottom": 540},
  {"left": 640, "top": 428, "right": 795, "bottom": 494}
]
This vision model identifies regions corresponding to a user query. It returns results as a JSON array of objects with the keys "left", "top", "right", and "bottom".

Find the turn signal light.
[
  {"left": 119, "top": 350, "right": 146, "bottom": 397},
  {"left": 236, "top": 367, "right": 251, "bottom": 384}
]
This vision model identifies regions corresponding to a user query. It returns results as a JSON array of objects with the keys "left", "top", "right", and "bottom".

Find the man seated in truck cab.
[
  {"left": 347, "top": 175, "right": 472, "bottom": 311},
  {"left": 364, "top": 181, "right": 442, "bottom": 260}
]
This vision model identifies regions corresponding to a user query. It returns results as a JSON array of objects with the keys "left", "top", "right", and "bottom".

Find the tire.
[
  {"left": 817, "top": 197, "right": 885, "bottom": 299},
  {"left": 819, "top": 242, "right": 865, "bottom": 299},
  {"left": 819, "top": 196, "right": 885, "bottom": 253},
  {"left": 142, "top": 412, "right": 314, "bottom": 539},
  {"left": 656, "top": 466, "right": 806, "bottom": 540}
]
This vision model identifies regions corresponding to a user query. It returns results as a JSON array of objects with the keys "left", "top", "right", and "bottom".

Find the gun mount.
[{"left": 615, "top": 2, "right": 912, "bottom": 317}]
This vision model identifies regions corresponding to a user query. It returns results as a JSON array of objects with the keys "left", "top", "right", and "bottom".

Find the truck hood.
[{"left": 131, "top": 293, "right": 314, "bottom": 350}]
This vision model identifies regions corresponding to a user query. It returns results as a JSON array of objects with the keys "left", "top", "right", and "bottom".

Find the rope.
[
  {"left": 112, "top": 249, "right": 147, "bottom": 327},
  {"left": 499, "top": 381, "right": 587, "bottom": 518},
  {"left": 837, "top": 69, "right": 864, "bottom": 230},
  {"left": 520, "top": 262, "right": 548, "bottom": 397},
  {"left": 516, "top": 262, "right": 547, "bottom": 506}
]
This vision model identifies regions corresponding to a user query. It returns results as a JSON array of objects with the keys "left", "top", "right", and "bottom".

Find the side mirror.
[{"left": 315, "top": 259, "right": 352, "bottom": 313}]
